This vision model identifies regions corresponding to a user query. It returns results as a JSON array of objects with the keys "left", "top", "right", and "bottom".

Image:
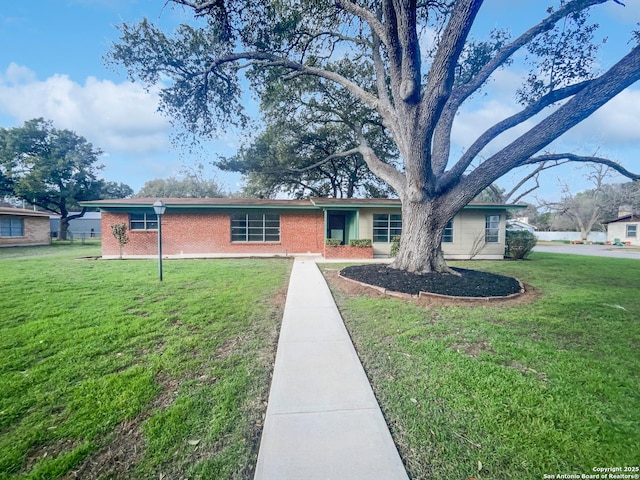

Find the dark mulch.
[{"left": 340, "top": 264, "right": 522, "bottom": 298}]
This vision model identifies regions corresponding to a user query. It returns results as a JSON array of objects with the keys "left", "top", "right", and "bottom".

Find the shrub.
[
  {"left": 349, "top": 239, "right": 372, "bottom": 247},
  {"left": 325, "top": 238, "right": 342, "bottom": 246},
  {"left": 390, "top": 236, "right": 401, "bottom": 257},
  {"left": 506, "top": 230, "right": 537, "bottom": 260}
]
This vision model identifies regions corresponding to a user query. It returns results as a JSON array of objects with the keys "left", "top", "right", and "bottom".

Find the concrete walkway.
[{"left": 254, "top": 258, "right": 409, "bottom": 480}]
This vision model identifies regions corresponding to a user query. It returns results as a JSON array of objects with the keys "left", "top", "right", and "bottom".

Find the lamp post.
[{"left": 153, "top": 200, "right": 166, "bottom": 281}]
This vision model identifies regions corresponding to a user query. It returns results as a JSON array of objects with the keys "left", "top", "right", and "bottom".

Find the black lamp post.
[{"left": 153, "top": 200, "right": 166, "bottom": 281}]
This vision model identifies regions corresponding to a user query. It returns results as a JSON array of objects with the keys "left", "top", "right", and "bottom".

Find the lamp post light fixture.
[{"left": 153, "top": 200, "right": 166, "bottom": 281}]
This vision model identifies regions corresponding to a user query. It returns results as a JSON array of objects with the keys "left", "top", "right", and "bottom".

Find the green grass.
[
  {"left": 0, "top": 244, "right": 291, "bottom": 479},
  {"left": 322, "top": 253, "right": 640, "bottom": 479}
]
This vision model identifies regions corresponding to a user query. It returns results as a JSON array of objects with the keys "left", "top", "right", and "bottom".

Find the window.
[
  {"left": 627, "top": 224, "right": 637, "bottom": 238},
  {"left": 485, "top": 215, "right": 500, "bottom": 243},
  {"left": 443, "top": 220, "right": 453, "bottom": 243},
  {"left": 0, "top": 218, "right": 24, "bottom": 237},
  {"left": 373, "top": 213, "right": 402, "bottom": 243},
  {"left": 130, "top": 213, "right": 158, "bottom": 230},
  {"left": 231, "top": 213, "right": 280, "bottom": 242}
]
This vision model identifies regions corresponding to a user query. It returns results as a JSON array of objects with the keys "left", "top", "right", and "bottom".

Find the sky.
[{"left": 1, "top": 0, "right": 639, "bottom": 202}]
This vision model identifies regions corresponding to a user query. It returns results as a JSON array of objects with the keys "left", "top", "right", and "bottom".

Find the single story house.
[
  {"left": 80, "top": 197, "right": 523, "bottom": 260},
  {"left": 0, "top": 207, "right": 51, "bottom": 247},
  {"left": 50, "top": 212, "right": 102, "bottom": 239},
  {"left": 506, "top": 217, "right": 536, "bottom": 233},
  {"left": 603, "top": 214, "right": 639, "bottom": 246}
]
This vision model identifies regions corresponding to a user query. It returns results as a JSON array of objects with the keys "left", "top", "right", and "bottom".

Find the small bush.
[
  {"left": 506, "top": 230, "right": 537, "bottom": 259},
  {"left": 325, "top": 238, "right": 342, "bottom": 246},
  {"left": 390, "top": 236, "right": 401, "bottom": 257},
  {"left": 349, "top": 239, "right": 372, "bottom": 247}
]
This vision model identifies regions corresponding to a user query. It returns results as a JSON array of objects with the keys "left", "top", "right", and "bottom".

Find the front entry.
[{"left": 327, "top": 213, "right": 346, "bottom": 244}]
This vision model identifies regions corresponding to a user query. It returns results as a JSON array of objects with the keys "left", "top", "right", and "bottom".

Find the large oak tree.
[
  {"left": 109, "top": 0, "right": 640, "bottom": 272},
  {"left": 0, "top": 119, "right": 132, "bottom": 240}
]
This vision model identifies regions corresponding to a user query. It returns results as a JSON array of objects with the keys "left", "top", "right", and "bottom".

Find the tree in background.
[
  {"left": 543, "top": 165, "right": 611, "bottom": 239},
  {"left": 109, "top": 0, "right": 640, "bottom": 273},
  {"left": 0, "top": 118, "right": 132, "bottom": 240},
  {"left": 136, "top": 164, "right": 226, "bottom": 198},
  {"left": 217, "top": 59, "right": 398, "bottom": 199}
]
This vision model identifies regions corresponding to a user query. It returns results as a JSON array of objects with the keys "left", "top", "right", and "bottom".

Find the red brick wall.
[
  {"left": 101, "top": 211, "right": 325, "bottom": 257},
  {"left": 324, "top": 245, "right": 374, "bottom": 259}
]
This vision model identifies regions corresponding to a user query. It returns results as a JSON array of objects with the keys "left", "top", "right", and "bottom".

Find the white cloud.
[
  {"left": 0, "top": 63, "right": 170, "bottom": 154},
  {"left": 562, "top": 88, "right": 640, "bottom": 146}
]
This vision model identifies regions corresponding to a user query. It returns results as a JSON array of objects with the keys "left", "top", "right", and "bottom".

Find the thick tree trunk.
[
  {"left": 390, "top": 199, "right": 456, "bottom": 274},
  {"left": 59, "top": 217, "right": 69, "bottom": 241}
]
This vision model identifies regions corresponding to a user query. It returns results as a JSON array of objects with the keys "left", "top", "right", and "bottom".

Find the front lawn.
[
  {"left": 0, "top": 244, "right": 291, "bottom": 479},
  {"left": 322, "top": 253, "right": 640, "bottom": 479}
]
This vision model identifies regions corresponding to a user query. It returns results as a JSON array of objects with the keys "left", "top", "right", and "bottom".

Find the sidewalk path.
[{"left": 254, "top": 258, "right": 409, "bottom": 480}]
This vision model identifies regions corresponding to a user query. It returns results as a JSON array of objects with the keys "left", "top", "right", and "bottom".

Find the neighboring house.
[
  {"left": 603, "top": 214, "right": 639, "bottom": 246},
  {"left": 0, "top": 207, "right": 51, "bottom": 247},
  {"left": 507, "top": 217, "right": 536, "bottom": 233},
  {"left": 50, "top": 212, "right": 102, "bottom": 239},
  {"left": 80, "top": 197, "right": 523, "bottom": 260}
]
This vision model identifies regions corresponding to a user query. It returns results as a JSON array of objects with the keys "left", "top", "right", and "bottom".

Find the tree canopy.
[
  {"left": 0, "top": 118, "right": 132, "bottom": 239},
  {"left": 109, "top": 0, "right": 640, "bottom": 272},
  {"left": 135, "top": 164, "right": 226, "bottom": 198},
  {"left": 217, "top": 58, "right": 399, "bottom": 198}
]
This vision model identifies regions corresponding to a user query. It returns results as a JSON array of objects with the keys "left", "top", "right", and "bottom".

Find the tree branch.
[
  {"left": 440, "top": 80, "right": 591, "bottom": 188},
  {"left": 522, "top": 153, "right": 640, "bottom": 180},
  {"left": 452, "top": 43, "right": 640, "bottom": 205},
  {"left": 354, "top": 124, "right": 405, "bottom": 193},
  {"left": 449, "top": 0, "right": 609, "bottom": 110},
  {"left": 334, "top": 0, "right": 391, "bottom": 47},
  {"left": 283, "top": 148, "right": 362, "bottom": 173},
  {"left": 433, "top": 0, "right": 611, "bottom": 173},
  {"left": 204, "top": 52, "right": 382, "bottom": 113}
]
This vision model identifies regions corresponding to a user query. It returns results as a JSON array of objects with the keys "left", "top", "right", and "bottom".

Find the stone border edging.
[{"left": 338, "top": 272, "right": 525, "bottom": 302}]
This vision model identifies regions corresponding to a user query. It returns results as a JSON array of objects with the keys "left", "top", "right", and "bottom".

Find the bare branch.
[
  {"left": 503, "top": 160, "right": 570, "bottom": 203},
  {"left": 522, "top": 153, "right": 640, "bottom": 181}
]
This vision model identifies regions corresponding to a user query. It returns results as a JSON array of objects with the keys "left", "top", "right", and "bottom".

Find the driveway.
[{"left": 533, "top": 244, "right": 640, "bottom": 260}]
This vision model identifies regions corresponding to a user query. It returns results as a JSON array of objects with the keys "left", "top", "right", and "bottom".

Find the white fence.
[{"left": 535, "top": 231, "right": 607, "bottom": 243}]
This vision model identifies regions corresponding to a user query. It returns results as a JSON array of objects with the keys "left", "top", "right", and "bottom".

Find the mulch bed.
[{"left": 339, "top": 264, "right": 522, "bottom": 298}]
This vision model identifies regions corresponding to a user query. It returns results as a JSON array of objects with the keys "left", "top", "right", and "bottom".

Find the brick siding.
[
  {"left": 0, "top": 215, "right": 50, "bottom": 247},
  {"left": 101, "top": 211, "right": 325, "bottom": 257},
  {"left": 324, "top": 244, "right": 374, "bottom": 259}
]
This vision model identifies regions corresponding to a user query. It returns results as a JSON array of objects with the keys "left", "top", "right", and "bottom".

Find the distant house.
[
  {"left": 507, "top": 217, "right": 536, "bottom": 233},
  {"left": 603, "top": 214, "right": 639, "bottom": 246},
  {"left": 50, "top": 212, "right": 102, "bottom": 239},
  {"left": 0, "top": 207, "right": 51, "bottom": 247},
  {"left": 80, "top": 197, "right": 524, "bottom": 260}
]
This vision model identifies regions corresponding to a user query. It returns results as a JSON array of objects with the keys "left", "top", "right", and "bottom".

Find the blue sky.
[{"left": 1, "top": 0, "right": 639, "bottom": 201}]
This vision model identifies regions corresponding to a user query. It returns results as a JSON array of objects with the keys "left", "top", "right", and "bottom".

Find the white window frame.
[{"left": 485, "top": 215, "right": 500, "bottom": 243}]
